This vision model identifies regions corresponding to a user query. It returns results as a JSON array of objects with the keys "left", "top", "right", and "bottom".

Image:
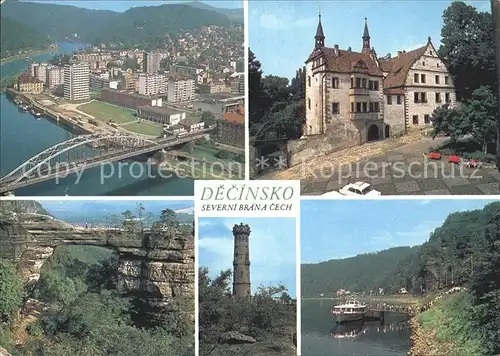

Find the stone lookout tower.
[{"left": 232, "top": 223, "right": 251, "bottom": 298}]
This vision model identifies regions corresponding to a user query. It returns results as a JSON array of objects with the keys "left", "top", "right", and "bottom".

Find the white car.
[
  {"left": 338, "top": 181, "right": 381, "bottom": 196},
  {"left": 321, "top": 191, "right": 346, "bottom": 197}
]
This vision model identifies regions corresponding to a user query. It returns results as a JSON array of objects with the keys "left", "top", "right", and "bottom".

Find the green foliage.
[
  {"left": 249, "top": 49, "right": 306, "bottom": 140},
  {"left": 199, "top": 267, "right": 295, "bottom": 355},
  {"left": 431, "top": 86, "right": 498, "bottom": 153},
  {"left": 26, "top": 321, "right": 44, "bottom": 337},
  {"left": 200, "top": 111, "right": 216, "bottom": 126},
  {"left": 301, "top": 246, "right": 419, "bottom": 297},
  {"left": 439, "top": 1, "right": 497, "bottom": 100},
  {"left": 1, "top": 1, "right": 233, "bottom": 48},
  {"left": 0, "top": 260, "right": 23, "bottom": 323},
  {"left": 0, "top": 16, "right": 52, "bottom": 58},
  {"left": 418, "top": 293, "right": 488, "bottom": 356}
]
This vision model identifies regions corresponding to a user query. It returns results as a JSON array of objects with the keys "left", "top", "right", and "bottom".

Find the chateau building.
[{"left": 305, "top": 15, "right": 456, "bottom": 143}]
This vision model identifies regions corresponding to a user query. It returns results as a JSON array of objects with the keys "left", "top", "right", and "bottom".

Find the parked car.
[
  {"left": 339, "top": 181, "right": 381, "bottom": 196},
  {"left": 321, "top": 191, "right": 346, "bottom": 197}
]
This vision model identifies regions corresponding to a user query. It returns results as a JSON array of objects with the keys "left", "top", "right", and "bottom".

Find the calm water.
[
  {"left": 0, "top": 42, "right": 194, "bottom": 196},
  {"left": 302, "top": 299, "right": 411, "bottom": 356}
]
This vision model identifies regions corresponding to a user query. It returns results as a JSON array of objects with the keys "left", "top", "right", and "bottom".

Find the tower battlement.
[{"left": 232, "top": 223, "right": 251, "bottom": 236}]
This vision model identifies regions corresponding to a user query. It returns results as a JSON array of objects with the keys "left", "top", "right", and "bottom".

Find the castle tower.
[
  {"left": 232, "top": 223, "right": 251, "bottom": 298},
  {"left": 362, "top": 18, "right": 371, "bottom": 54},
  {"left": 314, "top": 12, "right": 325, "bottom": 50}
]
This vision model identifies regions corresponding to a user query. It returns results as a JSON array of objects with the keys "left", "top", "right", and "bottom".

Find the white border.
[
  {"left": 244, "top": 0, "right": 249, "bottom": 180},
  {"left": 194, "top": 212, "right": 200, "bottom": 356},
  {"left": 300, "top": 195, "right": 500, "bottom": 200},
  {"left": 3, "top": 196, "right": 194, "bottom": 201},
  {"left": 295, "top": 205, "right": 301, "bottom": 356}
]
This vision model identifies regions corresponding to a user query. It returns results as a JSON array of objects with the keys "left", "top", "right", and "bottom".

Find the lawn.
[
  {"left": 77, "top": 101, "right": 136, "bottom": 124},
  {"left": 123, "top": 121, "right": 163, "bottom": 137}
]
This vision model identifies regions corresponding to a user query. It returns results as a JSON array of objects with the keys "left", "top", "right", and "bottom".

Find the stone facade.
[{"left": 305, "top": 15, "right": 456, "bottom": 144}]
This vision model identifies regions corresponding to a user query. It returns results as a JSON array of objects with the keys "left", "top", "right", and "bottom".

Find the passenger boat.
[{"left": 331, "top": 299, "right": 367, "bottom": 323}]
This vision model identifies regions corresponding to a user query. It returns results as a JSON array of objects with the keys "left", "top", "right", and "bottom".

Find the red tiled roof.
[
  {"left": 17, "top": 72, "right": 43, "bottom": 84},
  {"left": 307, "top": 47, "right": 383, "bottom": 77},
  {"left": 379, "top": 44, "right": 428, "bottom": 89}
]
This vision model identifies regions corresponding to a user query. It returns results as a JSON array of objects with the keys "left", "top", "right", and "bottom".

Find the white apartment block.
[
  {"left": 138, "top": 74, "right": 166, "bottom": 96},
  {"left": 167, "top": 78, "right": 195, "bottom": 102},
  {"left": 64, "top": 62, "right": 90, "bottom": 101}
]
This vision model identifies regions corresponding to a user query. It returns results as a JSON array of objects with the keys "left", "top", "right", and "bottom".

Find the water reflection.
[{"left": 330, "top": 319, "right": 411, "bottom": 340}]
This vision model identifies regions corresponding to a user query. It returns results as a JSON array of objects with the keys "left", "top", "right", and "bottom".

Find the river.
[
  {"left": 302, "top": 299, "right": 411, "bottom": 356},
  {"left": 0, "top": 42, "right": 194, "bottom": 196}
]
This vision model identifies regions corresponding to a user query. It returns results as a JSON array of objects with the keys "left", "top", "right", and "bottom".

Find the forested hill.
[
  {"left": 1, "top": 0, "right": 236, "bottom": 47},
  {"left": 301, "top": 201, "right": 500, "bottom": 298},
  {"left": 0, "top": 16, "right": 52, "bottom": 57},
  {"left": 301, "top": 246, "right": 419, "bottom": 297}
]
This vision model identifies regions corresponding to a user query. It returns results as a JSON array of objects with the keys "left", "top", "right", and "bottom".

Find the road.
[{"left": 300, "top": 139, "right": 500, "bottom": 195}]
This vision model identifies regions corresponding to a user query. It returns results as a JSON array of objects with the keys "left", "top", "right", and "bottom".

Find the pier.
[{"left": 7, "top": 88, "right": 95, "bottom": 135}]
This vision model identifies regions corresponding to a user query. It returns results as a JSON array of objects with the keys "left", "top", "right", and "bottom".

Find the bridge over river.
[{"left": 0, "top": 128, "right": 213, "bottom": 193}]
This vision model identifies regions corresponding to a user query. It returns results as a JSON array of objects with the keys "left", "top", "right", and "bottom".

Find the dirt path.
[{"left": 262, "top": 131, "right": 432, "bottom": 180}]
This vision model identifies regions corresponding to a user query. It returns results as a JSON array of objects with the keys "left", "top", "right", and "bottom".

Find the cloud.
[{"left": 198, "top": 217, "right": 296, "bottom": 294}]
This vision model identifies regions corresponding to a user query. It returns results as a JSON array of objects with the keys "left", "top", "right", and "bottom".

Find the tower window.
[
  {"left": 387, "top": 95, "right": 392, "bottom": 105},
  {"left": 397, "top": 95, "right": 402, "bottom": 104},
  {"left": 374, "top": 81, "right": 379, "bottom": 91},
  {"left": 332, "top": 77, "right": 339, "bottom": 89},
  {"left": 308, "top": 98, "right": 311, "bottom": 109},
  {"left": 413, "top": 115, "right": 419, "bottom": 124},
  {"left": 332, "top": 102, "right": 339, "bottom": 114}
]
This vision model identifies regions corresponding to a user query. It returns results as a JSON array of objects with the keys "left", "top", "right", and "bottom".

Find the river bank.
[
  {"left": 409, "top": 291, "right": 487, "bottom": 356},
  {"left": 0, "top": 44, "right": 59, "bottom": 65}
]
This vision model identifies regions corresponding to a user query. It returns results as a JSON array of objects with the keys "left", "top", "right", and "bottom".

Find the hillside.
[
  {"left": 185, "top": 1, "right": 244, "bottom": 23},
  {"left": 301, "top": 246, "right": 419, "bottom": 297},
  {"left": 301, "top": 201, "right": 500, "bottom": 298},
  {"left": 0, "top": 16, "right": 52, "bottom": 57},
  {"left": 1, "top": 0, "right": 236, "bottom": 47}
]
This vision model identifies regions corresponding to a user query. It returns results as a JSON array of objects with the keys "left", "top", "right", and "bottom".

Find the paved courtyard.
[{"left": 301, "top": 141, "right": 500, "bottom": 195}]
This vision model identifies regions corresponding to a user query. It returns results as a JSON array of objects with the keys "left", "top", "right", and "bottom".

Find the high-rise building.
[
  {"left": 64, "top": 62, "right": 90, "bottom": 101},
  {"left": 166, "top": 76, "right": 195, "bottom": 102},
  {"left": 143, "top": 52, "right": 161, "bottom": 74},
  {"left": 46, "top": 66, "right": 64, "bottom": 89},
  {"left": 138, "top": 74, "right": 165, "bottom": 96},
  {"left": 232, "top": 223, "right": 251, "bottom": 298}
]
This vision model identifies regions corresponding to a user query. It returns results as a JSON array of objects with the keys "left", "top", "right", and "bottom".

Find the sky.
[
  {"left": 198, "top": 217, "right": 297, "bottom": 297},
  {"left": 25, "top": 0, "right": 243, "bottom": 11},
  {"left": 301, "top": 198, "right": 500, "bottom": 264},
  {"left": 249, "top": 0, "right": 492, "bottom": 79}
]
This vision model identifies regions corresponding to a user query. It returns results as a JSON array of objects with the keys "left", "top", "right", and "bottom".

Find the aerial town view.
[
  {"left": 198, "top": 219, "right": 297, "bottom": 356},
  {"left": 0, "top": 199, "right": 196, "bottom": 355},
  {"left": 249, "top": 0, "right": 500, "bottom": 196},
  {"left": 0, "top": 0, "right": 245, "bottom": 196},
  {"left": 301, "top": 199, "right": 500, "bottom": 356}
]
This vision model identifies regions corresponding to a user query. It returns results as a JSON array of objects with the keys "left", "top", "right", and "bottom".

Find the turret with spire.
[
  {"left": 362, "top": 18, "right": 371, "bottom": 54},
  {"left": 314, "top": 11, "right": 325, "bottom": 50}
]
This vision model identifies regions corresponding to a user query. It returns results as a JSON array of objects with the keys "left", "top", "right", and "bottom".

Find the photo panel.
[
  {"left": 0, "top": 198, "right": 195, "bottom": 355},
  {"left": 248, "top": 0, "right": 500, "bottom": 197},
  {"left": 300, "top": 197, "right": 500, "bottom": 356},
  {"left": 0, "top": 0, "right": 245, "bottom": 197}
]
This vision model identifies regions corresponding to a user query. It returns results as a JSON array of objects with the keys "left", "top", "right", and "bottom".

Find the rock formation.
[{"left": 0, "top": 205, "right": 194, "bottom": 325}]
